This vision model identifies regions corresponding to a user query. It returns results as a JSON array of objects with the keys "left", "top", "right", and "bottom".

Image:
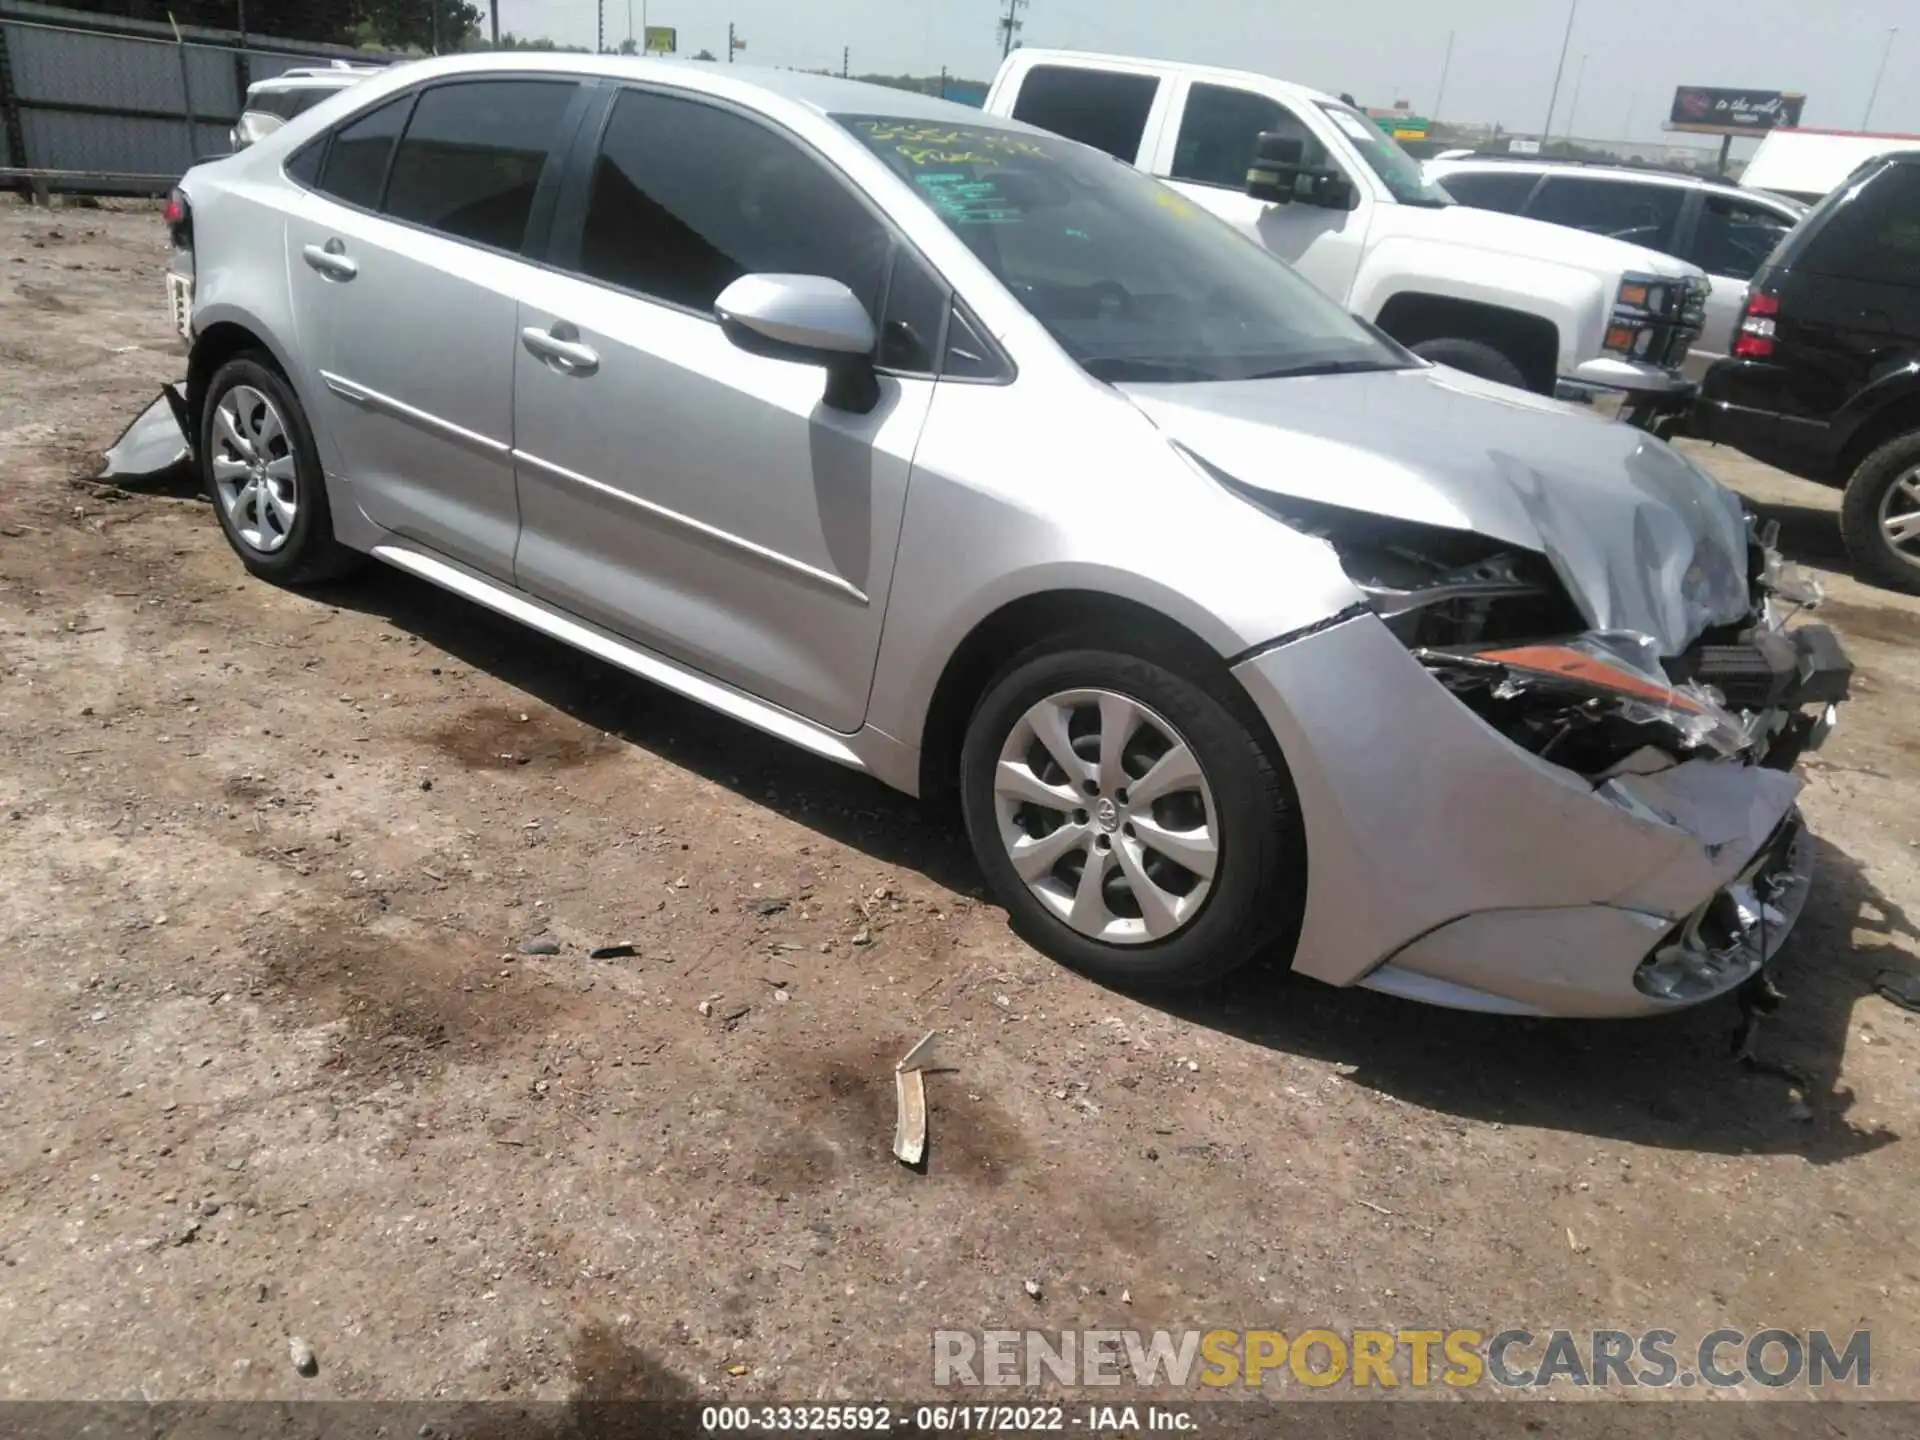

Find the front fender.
[
  {"left": 863, "top": 369, "right": 1363, "bottom": 755},
  {"left": 1351, "top": 239, "right": 1607, "bottom": 374}
]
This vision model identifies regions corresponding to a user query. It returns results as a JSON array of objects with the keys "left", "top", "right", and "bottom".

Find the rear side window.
[
  {"left": 1796, "top": 162, "right": 1920, "bottom": 283},
  {"left": 1437, "top": 169, "right": 1539, "bottom": 213},
  {"left": 1529, "top": 176, "right": 1687, "bottom": 254},
  {"left": 1171, "top": 84, "right": 1296, "bottom": 189},
  {"left": 1010, "top": 65, "right": 1158, "bottom": 164},
  {"left": 1691, "top": 194, "right": 1797, "bottom": 280},
  {"left": 575, "top": 89, "right": 891, "bottom": 319},
  {"left": 383, "top": 80, "right": 577, "bottom": 251},
  {"left": 314, "top": 94, "right": 410, "bottom": 210}
]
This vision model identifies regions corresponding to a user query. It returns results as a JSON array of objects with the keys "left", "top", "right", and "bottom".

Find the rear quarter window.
[{"left": 1794, "top": 161, "right": 1920, "bottom": 285}]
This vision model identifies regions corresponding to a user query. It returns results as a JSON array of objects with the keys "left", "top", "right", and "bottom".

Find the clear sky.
[{"left": 494, "top": 0, "right": 1916, "bottom": 148}]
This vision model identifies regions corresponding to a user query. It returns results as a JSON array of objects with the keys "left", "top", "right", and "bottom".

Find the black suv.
[{"left": 1695, "top": 151, "right": 1920, "bottom": 592}]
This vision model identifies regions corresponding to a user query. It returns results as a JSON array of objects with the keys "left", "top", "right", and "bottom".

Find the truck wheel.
[
  {"left": 1839, "top": 431, "right": 1920, "bottom": 595},
  {"left": 1407, "top": 337, "right": 1528, "bottom": 391},
  {"left": 958, "top": 644, "right": 1306, "bottom": 991}
]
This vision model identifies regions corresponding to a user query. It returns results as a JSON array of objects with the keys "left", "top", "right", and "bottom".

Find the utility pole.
[
  {"left": 998, "top": 0, "right": 1029, "bottom": 61},
  {"left": 1541, "top": 0, "right": 1578, "bottom": 138},
  {"left": 728, "top": 22, "right": 736, "bottom": 62},
  {"left": 841, "top": 46, "right": 849, "bottom": 78},
  {"left": 597, "top": 0, "right": 605, "bottom": 54},
  {"left": 1864, "top": 28, "right": 1898, "bottom": 129},
  {"left": 430, "top": 0, "right": 440, "bottom": 55},
  {"left": 490, "top": 0, "right": 499, "bottom": 48},
  {"left": 1433, "top": 29, "right": 1454, "bottom": 121},
  {"left": 1565, "top": 52, "right": 1588, "bottom": 138}
]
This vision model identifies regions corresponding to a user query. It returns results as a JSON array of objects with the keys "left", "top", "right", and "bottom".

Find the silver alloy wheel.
[
  {"left": 1880, "top": 464, "right": 1920, "bottom": 571},
  {"left": 210, "top": 384, "right": 299, "bottom": 554},
  {"left": 992, "top": 688, "right": 1219, "bottom": 945}
]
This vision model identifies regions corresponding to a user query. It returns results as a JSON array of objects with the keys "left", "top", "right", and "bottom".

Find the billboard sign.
[
  {"left": 1668, "top": 86, "right": 1807, "bottom": 136},
  {"left": 644, "top": 26, "right": 676, "bottom": 55}
]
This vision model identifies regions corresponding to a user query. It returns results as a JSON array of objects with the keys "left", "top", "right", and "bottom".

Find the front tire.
[
  {"left": 1407, "top": 337, "right": 1529, "bottom": 391},
  {"left": 959, "top": 645, "right": 1305, "bottom": 991},
  {"left": 200, "top": 353, "right": 360, "bottom": 585},
  {"left": 1839, "top": 431, "right": 1920, "bottom": 595}
]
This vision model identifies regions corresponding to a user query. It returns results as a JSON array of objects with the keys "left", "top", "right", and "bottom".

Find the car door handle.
[
  {"left": 521, "top": 325, "right": 599, "bottom": 376},
  {"left": 301, "top": 243, "right": 358, "bottom": 281}
]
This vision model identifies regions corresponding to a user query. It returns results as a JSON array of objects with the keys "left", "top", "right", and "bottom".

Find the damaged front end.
[{"left": 1273, "top": 496, "right": 1848, "bottom": 1009}]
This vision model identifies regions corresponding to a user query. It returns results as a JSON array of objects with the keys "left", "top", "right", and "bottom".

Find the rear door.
[
  {"left": 283, "top": 77, "right": 585, "bottom": 579},
  {"left": 1002, "top": 61, "right": 1166, "bottom": 166},
  {"left": 509, "top": 86, "right": 941, "bottom": 731}
]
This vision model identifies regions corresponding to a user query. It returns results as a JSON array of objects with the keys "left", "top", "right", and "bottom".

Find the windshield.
[
  {"left": 1315, "top": 103, "right": 1451, "bottom": 207},
  {"left": 838, "top": 115, "right": 1409, "bottom": 384}
]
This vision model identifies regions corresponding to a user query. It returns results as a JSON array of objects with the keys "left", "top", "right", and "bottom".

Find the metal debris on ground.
[{"left": 892, "top": 1030, "right": 938, "bottom": 1168}]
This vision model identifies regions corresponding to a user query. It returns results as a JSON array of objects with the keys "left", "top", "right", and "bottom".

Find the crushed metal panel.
[{"left": 100, "top": 384, "right": 192, "bottom": 480}]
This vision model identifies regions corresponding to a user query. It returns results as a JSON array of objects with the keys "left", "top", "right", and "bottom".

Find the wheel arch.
[
  {"left": 1372, "top": 291, "right": 1561, "bottom": 394},
  {"left": 186, "top": 307, "right": 309, "bottom": 431},
  {"left": 913, "top": 587, "right": 1285, "bottom": 804},
  {"left": 1834, "top": 382, "right": 1920, "bottom": 485}
]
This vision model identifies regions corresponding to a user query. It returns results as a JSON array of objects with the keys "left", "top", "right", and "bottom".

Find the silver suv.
[
  {"left": 163, "top": 54, "right": 1850, "bottom": 1017},
  {"left": 1426, "top": 157, "right": 1807, "bottom": 378}
]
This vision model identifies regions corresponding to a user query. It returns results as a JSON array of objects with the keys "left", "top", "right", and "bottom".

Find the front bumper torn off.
[{"left": 1230, "top": 610, "right": 1825, "bottom": 1018}]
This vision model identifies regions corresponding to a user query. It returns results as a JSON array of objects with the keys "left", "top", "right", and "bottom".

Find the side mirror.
[
  {"left": 1245, "top": 131, "right": 1356, "bottom": 210},
  {"left": 715, "top": 273, "right": 880, "bottom": 413},
  {"left": 1245, "top": 133, "right": 1304, "bottom": 204}
]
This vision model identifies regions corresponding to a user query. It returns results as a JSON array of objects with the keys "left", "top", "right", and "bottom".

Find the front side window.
[
  {"left": 383, "top": 80, "right": 577, "bottom": 251},
  {"left": 1009, "top": 65, "right": 1159, "bottom": 164},
  {"left": 1437, "top": 169, "right": 1540, "bottom": 214},
  {"left": 1315, "top": 103, "right": 1450, "bottom": 206},
  {"left": 314, "top": 93, "right": 410, "bottom": 210},
  {"left": 1692, "top": 194, "right": 1797, "bottom": 280},
  {"left": 1171, "top": 84, "right": 1312, "bottom": 190},
  {"left": 839, "top": 115, "right": 1408, "bottom": 384},
  {"left": 575, "top": 89, "right": 892, "bottom": 318},
  {"left": 1528, "top": 177, "right": 1686, "bottom": 253}
]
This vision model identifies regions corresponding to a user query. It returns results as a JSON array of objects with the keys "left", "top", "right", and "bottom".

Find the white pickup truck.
[{"left": 984, "top": 50, "right": 1710, "bottom": 429}]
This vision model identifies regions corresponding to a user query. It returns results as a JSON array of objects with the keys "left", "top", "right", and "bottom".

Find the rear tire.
[
  {"left": 1408, "top": 337, "right": 1529, "bottom": 390},
  {"left": 1839, "top": 430, "right": 1920, "bottom": 595},
  {"left": 200, "top": 353, "right": 361, "bottom": 586},
  {"left": 959, "top": 644, "right": 1305, "bottom": 991}
]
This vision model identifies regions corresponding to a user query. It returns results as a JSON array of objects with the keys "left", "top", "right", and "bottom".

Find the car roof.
[
  {"left": 1006, "top": 46, "right": 1339, "bottom": 107},
  {"left": 1430, "top": 155, "right": 1807, "bottom": 207},
  {"left": 330, "top": 50, "right": 1005, "bottom": 125}
]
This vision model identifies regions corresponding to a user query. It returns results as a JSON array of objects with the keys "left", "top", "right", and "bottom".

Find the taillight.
[
  {"left": 163, "top": 187, "right": 191, "bottom": 245},
  {"left": 1733, "top": 290, "right": 1779, "bottom": 359}
]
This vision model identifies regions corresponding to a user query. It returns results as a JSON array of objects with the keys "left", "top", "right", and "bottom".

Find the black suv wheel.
[{"left": 1839, "top": 431, "right": 1920, "bottom": 595}]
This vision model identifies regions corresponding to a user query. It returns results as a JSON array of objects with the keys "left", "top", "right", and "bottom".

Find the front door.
[
  {"left": 283, "top": 77, "right": 581, "bottom": 579},
  {"left": 1158, "top": 81, "right": 1369, "bottom": 304},
  {"left": 510, "top": 86, "right": 936, "bottom": 733}
]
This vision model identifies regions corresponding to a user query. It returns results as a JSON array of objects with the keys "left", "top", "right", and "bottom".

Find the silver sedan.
[{"left": 161, "top": 53, "right": 1850, "bottom": 1015}]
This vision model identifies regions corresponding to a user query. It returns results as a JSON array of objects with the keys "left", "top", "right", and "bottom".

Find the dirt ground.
[{"left": 2, "top": 198, "right": 1918, "bottom": 1420}]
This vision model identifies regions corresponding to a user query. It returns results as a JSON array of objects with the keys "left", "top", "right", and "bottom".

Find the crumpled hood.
[{"left": 1122, "top": 365, "right": 1753, "bottom": 656}]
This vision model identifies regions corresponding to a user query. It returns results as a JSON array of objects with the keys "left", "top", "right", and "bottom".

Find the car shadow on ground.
[
  {"left": 317, "top": 564, "right": 1909, "bottom": 1164},
  {"left": 1150, "top": 832, "right": 1912, "bottom": 1164}
]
